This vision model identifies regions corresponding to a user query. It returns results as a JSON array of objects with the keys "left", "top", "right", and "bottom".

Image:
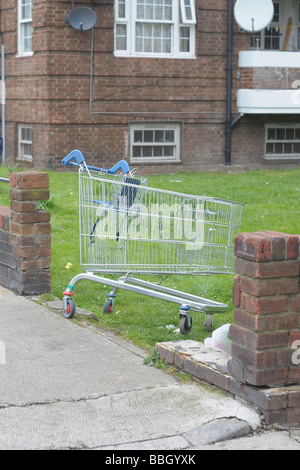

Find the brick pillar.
[
  {"left": 228, "top": 231, "right": 300, "bottom": 388},
  {"left": 9, "top": 171, "right": 51, "bottom": 295}
]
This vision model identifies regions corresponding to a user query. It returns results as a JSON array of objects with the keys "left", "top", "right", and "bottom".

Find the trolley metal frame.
[{"left": 62, "top": 150, "right": 243, "bottom": 334}]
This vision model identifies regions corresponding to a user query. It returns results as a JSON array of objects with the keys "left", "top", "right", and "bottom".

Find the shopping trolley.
[{"left": 62, "top": 150, "right": 243, "bottom": 334}]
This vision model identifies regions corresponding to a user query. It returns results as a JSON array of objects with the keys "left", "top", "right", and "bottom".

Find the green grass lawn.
[{"left": 0, "top": 165, "right": 299, "bottom": 351}]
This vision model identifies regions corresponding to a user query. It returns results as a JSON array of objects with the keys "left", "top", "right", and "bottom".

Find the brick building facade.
[{"left": 0, "top": 0, "right": 300, "bottom": 172}]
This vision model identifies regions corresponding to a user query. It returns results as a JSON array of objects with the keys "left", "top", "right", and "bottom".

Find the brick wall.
[
  {"left": 3, "top": 1, "right": 298, "bottom": 172},
  {"left": 231, "top": 114, "right": 300, "bottom": 168},
  {"left": 156, "top": 230, "right": 300, "bottom": 424},
  {"left": 229, "top": 231, "right": 300, "bottom": 388},
  {"left": 1, "top": 0, "right": 249, "bottom": 172},
  {"left": 0, "top": 172, "right": 51, "bottom": 295}
]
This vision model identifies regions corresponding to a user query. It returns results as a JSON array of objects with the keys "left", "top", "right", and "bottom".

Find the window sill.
[
  {"left": 17, "top": 157, "right": 33, "bottom": 162},
  {"left": 15, "top": 52, "right": 34, "bottom": 58},
  {"left": 114, "top": 52, "right": 196, "bottom": 60},
  {"left": 131, "top": 158, "right": 181, "bottom": 164},
  {"left": 264, "top": 155, "right": 300, "bottom": 162}
]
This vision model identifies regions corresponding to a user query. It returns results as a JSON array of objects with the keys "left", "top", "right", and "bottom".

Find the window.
[
  {"left": 264, "top": 3, "right": 280, "bottom": 50},
  {"left": 180, "top": 0, "right": 196, "bottom": 24},
  {"left": 251, "top": 2, "right": 280, "bottom": 51},
  {"left": 265, "top": 125, "right": 300, "bottom": 161},
  {"left": 130, "top": 123, "right": 180, "bottom": 163},
  {"left": 18, "top": 0, "right": 33, "bottom": 56},
  {"left": 18, "top": 125, "right": 33, "bottom": 161},
  {"left": 115, "top": 0, "right": 196, "bottom": 58}
]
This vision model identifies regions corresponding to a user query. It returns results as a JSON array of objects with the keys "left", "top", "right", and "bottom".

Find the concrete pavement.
[{"left": 0, "top": 285, "right": 300, "bottom": 450}]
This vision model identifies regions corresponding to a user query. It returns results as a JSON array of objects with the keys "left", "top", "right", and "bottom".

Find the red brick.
[
  {"left": 288, "top": 368, "right": 300, "bottom": 385},
  {"left": 10, "top": 201, "right": 37, "bottom": 213},
  {"left": 240, "top": 277, "right": 277, "bottom": 296},
  {"left": 234, "top": 233, "right": 271, "bottom": 262},
  {"left": 263, "top": 390, "right": 288, "bottom": 411},
  {"left": 232, "top": 274, "right": 241, "bottom": 307},
  {"left": 241, "top": 294, "right": 289, "bottom": 315},
  {"left": 278, "top": 278, "right": 299, "bottom": 295},
  {"left": 10, "top": 222, "right": 35, "bottom": 236},
  {"left": 255, "top": 232, "right": 286, "bottom": 259},
  {"left": 289, "top": 331, "right": 300, "bottom": 346},
  {"left": 277, "top": 348, "right": 294, "bottom": 366},
  {"left": 10, "top": 235, "right": 36, "bottom": 247},
  {"left": 19, "top": 258, "right": 51, "bottom": 271},
  {"left": 9, "top": 188, "right": 50, "bottom": 202},
  {"left": 288, "top": 389, "right": 300, "bottom": 408},
  {"left": 229, "top": 324, "right": 245, "bottom": 346},
  {"left": 205, "top": 367, "right": 230, "bottom": 391},
  {"left": 0, "top": 206, "right": 11, "bottom": 230},
  {"left": 287, "top": 408, "right": 300, "bottom": 423},
  {"left": 38, "top": 246, "right": 51, "bottom": 257},
  {"left": 13, "top": 172, "right": 49, "bottom": 190},
  {"left": 271, "top": 237, "right": 287, "bottom": 261},
  {"left": 155, "top": 343, "right": 174, "bottom": 364},
  {"left": 231, "top": 343, "right": 276, "bottom": 368},
  {"left": 254, "top": 331, "right": 289, "bottom": 350},
  {"left": 277, "top": 314, "right": 298, "bottom": 330},
  {"left": 37, "top": 223, "right": 51, "bottom": 234},
  {"left": 13, "top": 245, "right": 38, "bottom": 259},
  {"left": 230, "top": 324, "right": 288, "bottom": 350},
  {"left": 37, "top": 210, "right": 50, "bottom": 223},
  {"left": 227, "top": 358, "right": 244, "bottom": 382},
  {"left": 0, "top": 206, "right": 11, "bottom": 218},
  {"left": 263, "top": 410, "right": 286, "bottom": 425},
  {"left": 184, "top": 357, "right": 206, "bottom": 380},
  {"left": 291, "top": 295, "right": 300, "bottom": 313},
  {"left": 233, "top": 309, "right": 278, "bottom": 331},
  {"left": 11, "top": 212, "right": 40, "bottom": 224},
  {"left": 9, "top": 173, "right": 16, "bottom": 188},
  {"left": 286, "top": 235, "right": 300, "bottom": 260},
  {"left": 244, "top": 367, "right": 288, "bottom": 387},
  {"left": 39, "top": 235, "right": 51, "bottom": 246},
  {"left": 174, "top": 353, "right": 185, "bottom": 369},
  {"left": 247, "top": 261, "right": 299, "bottom": 279},
  {"left": 234, "top": 257, "right": 246, "bottom": 276}
]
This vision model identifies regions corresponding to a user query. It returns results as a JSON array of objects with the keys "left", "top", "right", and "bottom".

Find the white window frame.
[
  {"left": 130, "top": 122, "right": 181, "bottom": 163},
  {"left": 17, "top": 0, "right": 33, "bottom": 57},
  {"left": 115, "top": 0, "right": 196, "bottom": 58},
  {"left": 251, "top": 1, "right": 283, "bottom": 51},
  {"left": 18, "top": 124, "right": 33, "bottom": 162},
  {"left": 264, "top": 124, "right": 300, "bottom": 161},
  {"left": 180, "top": 0, "right": 196, "bottom": 24}
]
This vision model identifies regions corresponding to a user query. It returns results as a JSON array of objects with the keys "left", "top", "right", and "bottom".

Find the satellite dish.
[
  {"left": 234, "top": 0, "right": 274, "bottom": 32},
  {"left": 65, "top": 7, "right": 97, "bottom": 31}
]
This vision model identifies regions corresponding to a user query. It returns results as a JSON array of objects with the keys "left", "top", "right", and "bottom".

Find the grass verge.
[{"left": 0, "top": 165, "right": 299, "bottom": 351}]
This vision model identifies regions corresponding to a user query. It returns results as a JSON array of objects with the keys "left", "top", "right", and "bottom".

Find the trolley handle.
[{"left": 62, "top": 149, "right": 131, "bottom": 175}]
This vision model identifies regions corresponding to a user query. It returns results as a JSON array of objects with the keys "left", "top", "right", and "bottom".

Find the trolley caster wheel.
[
  {"left": 63, "top": 297, "right": 76, "bottom": 319},
  {"left": 103, "top": 295, "right": 116, "bottom": 314},
  {"left": 205, "top": 314, "right": 214, "bottom": 332},
  {"left": 179, "top": 315, "right": 193, "bottom": 335}
]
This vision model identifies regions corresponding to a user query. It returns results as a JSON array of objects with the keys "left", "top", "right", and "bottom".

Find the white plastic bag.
[{"left": 204, "top": 324, "right": 232, "bottom": 356}]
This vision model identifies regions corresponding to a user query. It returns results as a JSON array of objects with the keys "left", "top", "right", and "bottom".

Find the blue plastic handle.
[
  {"left": 108, "top": 160, "right": 131, "bottom": 175},
  {"left": 62, "top": 149, "right": 85, "bottom": 166},
  {"left": 62, "top": 150, "right": 131, "bottom": 175}
]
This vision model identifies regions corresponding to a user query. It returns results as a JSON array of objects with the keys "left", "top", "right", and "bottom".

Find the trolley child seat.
[{"left": 62, "top": 150, "right": 243, "bottom": 334}]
